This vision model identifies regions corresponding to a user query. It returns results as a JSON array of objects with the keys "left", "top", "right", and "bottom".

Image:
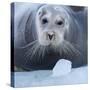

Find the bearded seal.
[{"left": 12, "top": 4, "right": 87, "bottom": 71}]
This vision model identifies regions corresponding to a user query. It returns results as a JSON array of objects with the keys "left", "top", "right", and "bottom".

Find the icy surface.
[
  {"left": 14, "top": 66, "right": 88, "bottom": 87},
  {"left": 52, "top": 59, "right": 72, "bottom": 77}
]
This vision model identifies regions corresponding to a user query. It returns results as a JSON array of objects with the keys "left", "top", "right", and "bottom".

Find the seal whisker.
[
  {"left": 24, "top": 42, "right": 40, "bottom": 64},
  {"left": 37, "top": 45, "right": 46, "bottom": 64},
  {"left": 24, "top": 44, "right": 37, "bottom": 64},
  {"left": 41, "top": 46, "right": 46, "bottom": 59},
  {"left": 63, "top": 41, "right": 81, "bottom": 56},
  {"left": 59, "top": 42, "right": 70, "bottom": 56},
  {"left": 57, "top": 41, "right": 81, "bottom": 57},
  {"left": 25, "top": 42, "right": 38, "bottom": 57},
  {"left": 20, "top": 40, "right": 38, "bottom": 49}
]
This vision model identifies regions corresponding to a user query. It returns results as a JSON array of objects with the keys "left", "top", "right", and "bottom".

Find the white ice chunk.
[{"left": 52, "top": 59, "right": 72, "bottom": 77}]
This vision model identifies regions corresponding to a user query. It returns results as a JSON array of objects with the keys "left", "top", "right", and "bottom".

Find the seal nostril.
[{"left": 48, "top": 34, "right": 54, "bottom": 40}]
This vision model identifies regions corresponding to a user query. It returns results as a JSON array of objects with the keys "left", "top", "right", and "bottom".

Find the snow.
[
  {"left": 14, "top": 66, "right": 88, "bottom": 88},
  {"left": 52, "top": 59, "right": 72, "bottom": 77}
]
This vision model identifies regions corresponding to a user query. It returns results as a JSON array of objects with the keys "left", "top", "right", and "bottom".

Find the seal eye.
[
  {"left": 56, "top": 20, "right": 63, "bottom": 26},
  {"left": 42, "top": 18, "right": 48, "bottom": 24}
]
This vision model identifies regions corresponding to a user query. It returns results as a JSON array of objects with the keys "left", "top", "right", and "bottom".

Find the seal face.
[
  {"left": 36, "top": 5, "right": 70, "bottom": 47},
  {"left": 14, "top": 4, "right": 87, "bottom": 71}
]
